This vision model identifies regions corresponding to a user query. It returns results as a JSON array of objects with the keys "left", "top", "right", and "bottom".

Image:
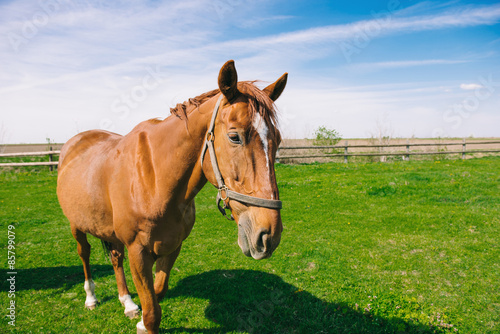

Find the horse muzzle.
[{"left": 237, "top": 211, "right": 282, "bottom": 260}]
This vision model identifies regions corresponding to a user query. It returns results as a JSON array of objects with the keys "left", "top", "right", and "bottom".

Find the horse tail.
[{"left": 101, "top": 240, "right": 113, "bottom": 261}]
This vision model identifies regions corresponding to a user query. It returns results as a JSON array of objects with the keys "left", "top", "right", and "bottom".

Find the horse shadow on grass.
[
  {"left": 0, "top": 265, "right": 114, "bottom": 292},
  {"left": 163, "top": 270, "right": 434, "bottom": 334},
  {"left": 1, "top": 267, "right": 437, "bottom": 333}
]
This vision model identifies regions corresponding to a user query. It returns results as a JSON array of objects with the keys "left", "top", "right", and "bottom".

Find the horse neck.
[{"left": 149, "top": 94, "right": 219, "bottom": 203}]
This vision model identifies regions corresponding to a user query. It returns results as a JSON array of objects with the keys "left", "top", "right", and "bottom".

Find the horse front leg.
[
  {"left": 108, "top": 242, "right": 140, "bottom": 319},
  {"left": 154, "top": 243, "right": 182, "bottom": 301},
  {"left": 128, "top": 242, "right": 161, "bottom": 334}
]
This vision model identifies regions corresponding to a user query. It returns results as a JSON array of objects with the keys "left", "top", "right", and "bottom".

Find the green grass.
[{"left": 1, "top": 157, "right": 500, "bottom": 333}]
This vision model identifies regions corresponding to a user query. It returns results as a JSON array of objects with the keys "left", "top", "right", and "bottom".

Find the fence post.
[
  {"left": 49, "top": 146, "right": 53, "bottom": 172},
  {"left": 344, "top": 140, "right": 348, "bottom": 163},
  {"left": 462, "top": 138, "right": 466, "bottom": 160},
  {"left": 276, "top": 147, "right": 280, "bottom": 164},
  {"left": 406, "top": 139, "right": 410, "bottom": 161}
]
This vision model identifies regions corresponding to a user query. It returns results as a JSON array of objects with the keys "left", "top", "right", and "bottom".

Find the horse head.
[{"left": 202, "top": 60, "right": 287, "bottom": 260}]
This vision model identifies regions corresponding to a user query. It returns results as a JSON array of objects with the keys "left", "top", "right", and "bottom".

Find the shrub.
[
  {"left": 313, "top": 126, "right": 342, "bottom": 156},
  {"left": 312, "top": 126, "right": 342, "bottom": 147}
]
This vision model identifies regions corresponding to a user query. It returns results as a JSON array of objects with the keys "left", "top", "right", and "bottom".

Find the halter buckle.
[
  {"left": 216, "top": 189, "right": 234, "bottom": 220},
  {"left": 206, "top": 131, "right": 214, "bottom": 142},
  {"left": 218, "top": 185, "right": 229, "bottom": 201}
]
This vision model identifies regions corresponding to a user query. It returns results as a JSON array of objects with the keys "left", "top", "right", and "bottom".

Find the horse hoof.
[
  {"left": 125, "top": 307, "right": 140, "bottom": 319},
  {"left": 136, "top": 320, "right": 147, "bottom": 334},
  {"left": 85, "top": 302, "right": 97, "bottom": 310}
]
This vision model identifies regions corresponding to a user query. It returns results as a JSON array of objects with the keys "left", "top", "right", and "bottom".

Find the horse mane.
[
  {"left": 169, "top": 81, "right": 279, "bottom": 130},
  {"left": 169, "top": 88, "right": 219, "bottom": 121}
]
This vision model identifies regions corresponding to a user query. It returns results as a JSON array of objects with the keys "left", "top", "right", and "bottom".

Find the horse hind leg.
[
  {"left": 72, "top": 229, "right": 98, "bottom": 310},
  {"left": 103, "top": 241, "right": 140, "bottom": 319}
]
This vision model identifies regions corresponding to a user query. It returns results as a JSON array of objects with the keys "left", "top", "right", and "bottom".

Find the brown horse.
[{"left": 57, "top": 60, "right": 287, "bottom": 334}]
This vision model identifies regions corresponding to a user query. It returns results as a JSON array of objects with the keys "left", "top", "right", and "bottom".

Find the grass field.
[{"left": 1, "top": 157, "right": 499, "bottom": 333}]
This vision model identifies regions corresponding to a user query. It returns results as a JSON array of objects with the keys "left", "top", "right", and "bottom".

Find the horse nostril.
[{"left": 256, "top": 228, "right": 271, "bottom": 252}]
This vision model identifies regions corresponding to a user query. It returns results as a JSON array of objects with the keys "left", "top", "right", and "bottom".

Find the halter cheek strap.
[{"left": 200, "top": 95, "right": 283, "bottom": 220}]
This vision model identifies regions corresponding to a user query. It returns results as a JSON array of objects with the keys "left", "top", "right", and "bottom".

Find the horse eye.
[{"left": 227, "top": 132, "right": 242, "bottom": 145}]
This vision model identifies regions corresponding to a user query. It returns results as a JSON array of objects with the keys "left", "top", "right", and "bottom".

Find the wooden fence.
[
  {"left": 276, "top": 139, "right": 500, "bottom": 163},
  {"left": 0, "top": 149, "right": 60, "bottom": 170},
  {"left": 1, "top": 140, "right": 500, "bottom": 168}
]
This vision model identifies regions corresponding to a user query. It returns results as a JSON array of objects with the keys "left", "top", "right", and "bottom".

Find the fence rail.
[
  {"left": 277, "top": 140, "right": 500, "bottom": 163},
  {"left": 280, "top": 140, "right": 500, "bottom": 150},
  {"left": 0, "top": 161, "right": 59, "bottom": 167},
  {"left": 1, "top": 140, "right": 500, "bottom": 168},
  {"left": 0, "top": 149, "right": 60, "bottom": 169},
  {"left": 0, "top": 150, "right": 61, "bottom": 158}
]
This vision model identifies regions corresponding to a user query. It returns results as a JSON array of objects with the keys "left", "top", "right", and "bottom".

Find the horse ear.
[
  {"left": 218, "top": 60, "right": 239, "bottom": 101},
  {"left": 263, "top": 73, "right": 288, "bottom": 101}
]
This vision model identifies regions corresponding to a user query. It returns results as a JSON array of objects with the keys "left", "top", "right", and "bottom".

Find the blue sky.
[{"left": 0, "top": 0, "right": 499, "bottom": 143}]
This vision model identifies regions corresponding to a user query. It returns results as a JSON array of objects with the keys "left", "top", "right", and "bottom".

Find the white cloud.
[
  {"left": 276, "top": 80, "right": 462, "bottom": 139},
  {"left": 238, "top": 15, "right": 295, "bottom": 28},
  {"left": 350, "top": 59, "right": 469, "bottom": 72},
  {"left": 460, "top": 83, "right": 483, "bottom": 90},
  {"left": 230, "top": 3, "right": 500, "bottom": 48},
  {"left": 1, "top": 1, "right": 499, "bottom": 143},
  {"left": 3, "top": 2, "right": 499, "bottom": 93}
]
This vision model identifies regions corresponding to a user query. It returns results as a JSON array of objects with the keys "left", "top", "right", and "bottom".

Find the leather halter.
[{"left": 200, "top": 95, "right": 283, "bottom": 220}]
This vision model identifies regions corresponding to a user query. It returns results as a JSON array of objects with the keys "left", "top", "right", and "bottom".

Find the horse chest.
[{"left": 121, "top": 200, "right": 195, "bottom": 254}]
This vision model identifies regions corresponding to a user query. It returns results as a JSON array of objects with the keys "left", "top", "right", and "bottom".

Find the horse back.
[{"left": 59, "top": 130, "right": 120, "bottom": 170}]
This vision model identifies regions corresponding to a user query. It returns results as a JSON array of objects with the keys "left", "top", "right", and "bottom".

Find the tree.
[
  {"left": 313, "top": 126, "right": 342, "bottom": 147},
  {"left": 312, "top": 126, "right": 342, "bottom": 155}
]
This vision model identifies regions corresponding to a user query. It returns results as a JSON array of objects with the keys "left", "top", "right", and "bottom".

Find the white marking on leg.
[
  {"left": 253, "top": 113, "right": 274, "bottom": 199},
  {"left": 137, "top": 315, "right": 147, "bottom": 334},
  {"left": 84, "top": 279, "right": 98, "bottom": 309},
  {"left": 119, "top": 294, "right": 140, "bottom": 318}
]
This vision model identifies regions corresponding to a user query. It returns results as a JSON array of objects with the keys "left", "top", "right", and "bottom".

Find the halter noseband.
[{"left": 200, "top": 95, "right": 283, "bottom": 220}]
